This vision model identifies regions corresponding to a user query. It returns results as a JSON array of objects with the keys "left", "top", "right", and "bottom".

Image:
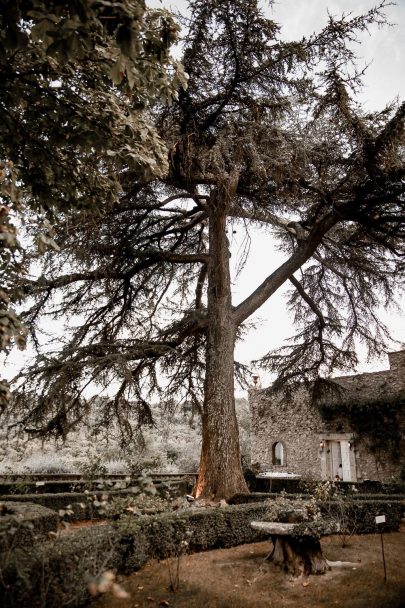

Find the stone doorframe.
[{"left": 318, "top": 433, "right": 357, "bottom": 482}]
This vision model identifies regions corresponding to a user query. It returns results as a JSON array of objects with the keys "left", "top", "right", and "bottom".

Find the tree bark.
[
  {"left": 270, "top": 536, "right": 330, "bottom": 576},
  {"left": 195, "top": 184, "right": 248, "bottom": 500}
]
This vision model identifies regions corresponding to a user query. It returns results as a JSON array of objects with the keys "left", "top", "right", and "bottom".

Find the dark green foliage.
[
  {"left": 0, "top": 1, "right": 184, "bottom": 409},
  {"left": 349, "top": 493, "right": 405, "bottom": 501},
  {"left": 230, "top": 494, "right": 404, "bottom": 535},
  {"left": 2, "top": 491, "right": 103, "bottom": 519},
  {"left": 0, "top": 481, "right": 190, "bottom": 521},
  {"left": 230, "top": 491, "right": 405, "bottom": 505},
  {"left": 289, "top": 518, "right": 339, "bottom": 540},
  {"left": 0, "top": 477, "right": 190, "bottom": 498},
  {"left": 0, "top": 502, "right": 269, "bottom": 607},
  {"left": 229, "top": 492, "right": 306, "bottom": 504},
  {"left": 319, "top": 397, "right": 405, "bottom": 461},
  {"left": 116, "top": 502, "right": 270, "bottom": 572},
  {"left": 322, "top": 499, "right": 404, "bottom": 534},
  {"left": 254, "top": 477, "right": 303, "bottom": 493},
  {"left": 0, "top": 524, "right": 120, "bottom": 608},
  {"left": 357, "top": 479, "right": 405, "bottom": 493},
  {"left": 0, "top": 501, "right": 58, "bottom": 552},
  {"left": 1, "top": 498, "right": 404, "bottom": 607}
]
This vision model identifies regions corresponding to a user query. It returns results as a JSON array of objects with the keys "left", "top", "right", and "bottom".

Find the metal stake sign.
[{"left": 375, "top": 515, "right": 387, "bottom": 583}]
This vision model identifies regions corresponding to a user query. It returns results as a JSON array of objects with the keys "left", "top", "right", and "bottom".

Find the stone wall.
[
  {"left": 250, "top": 350, "right": 405, "bottom": 482},
  {"left": 250, "top": 386, "right": 324, "bottom": 478}
]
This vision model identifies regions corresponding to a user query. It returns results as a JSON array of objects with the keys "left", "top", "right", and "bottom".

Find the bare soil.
[{"left": 91, "top": 527, "right": 405, "bottom": 608}]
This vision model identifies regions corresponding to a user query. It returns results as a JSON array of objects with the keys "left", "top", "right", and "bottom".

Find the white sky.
[
  {"left": 232, "top": 0, "right": 405, "bottom": 380},
  {"left": 151, "top": 0, "right": 405, "bottom": 110},
  {"left": 3, "top": 0, "right": 405, "bottom": 389}
]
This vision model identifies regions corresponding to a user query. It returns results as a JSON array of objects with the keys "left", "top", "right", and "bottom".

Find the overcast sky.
[
  {"left": 3, "top": 0, "right": 404, "bottom": 389},
  {"left": 235, "top": 0, "right": 405, "bottom": 380},
  {"left": 150, "top": 0, "right": 405, "bottom": 109}
]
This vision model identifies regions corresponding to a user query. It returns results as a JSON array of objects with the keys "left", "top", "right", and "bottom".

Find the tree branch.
[
  {"left": 234, "top": 213, "right": 338, "bottom": 325},
  {"left": 289, "top": 275, "right": 326, "bottom": 328}
]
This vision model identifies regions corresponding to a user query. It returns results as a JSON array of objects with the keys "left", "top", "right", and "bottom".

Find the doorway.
[{"left": 325, "top": 439, "right": 355, "bottom": 481}]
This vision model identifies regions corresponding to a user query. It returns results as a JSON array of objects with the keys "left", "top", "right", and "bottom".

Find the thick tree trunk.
[
  {"left": 195, "top": 185, "right": 248, "bottom": 500},
  {"left": 270, "top": 536, "right": 329, "bottom": 576}
]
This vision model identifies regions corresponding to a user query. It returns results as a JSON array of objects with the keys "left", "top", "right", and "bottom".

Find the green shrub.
[
  {"left": 0, "top": 502, "right": 270, "bottom": 607},
  {"left": 229, "top": 492, "right": 309, "bottom": 504},
  {"left": 1, "top": 497, "right": 403, "bottom": 608},
  {"left": 0, "top": 524, "right": 120, "bottom": 608},
  {"left": 0, "top": 502, "right": 58, "bottom": 552},
  {"left": 322, "top": 499, "right": 404, "bottom": 534}
]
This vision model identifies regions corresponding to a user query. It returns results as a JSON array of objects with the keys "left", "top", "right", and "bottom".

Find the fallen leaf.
[
  {"left": 112, "top": 583, "right": 130, "bottom": 599},
  {"left": 302, "top": 581, "right": 309, "bottom": 587}
]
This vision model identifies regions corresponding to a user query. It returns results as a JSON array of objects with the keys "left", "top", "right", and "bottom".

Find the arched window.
[{"left": 272, "top": 441, "right": 285, "bottom": 466}]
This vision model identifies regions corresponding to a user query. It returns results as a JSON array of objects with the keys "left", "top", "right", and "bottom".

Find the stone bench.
[{"left": 251, "top": 519, "right": 340, "bottom": 576}]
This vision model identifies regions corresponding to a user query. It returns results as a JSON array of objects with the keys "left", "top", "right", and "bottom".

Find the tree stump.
[
  {"left": 251, "top": 521, "right": 332, "bottom": 576},
  {"left": 270, "top": 535, "right": 329, "bottom": 576}
]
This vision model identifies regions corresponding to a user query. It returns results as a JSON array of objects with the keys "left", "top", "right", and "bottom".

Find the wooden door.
[{"left": 341, "top": 440, "right": 353, "bottom": 481}]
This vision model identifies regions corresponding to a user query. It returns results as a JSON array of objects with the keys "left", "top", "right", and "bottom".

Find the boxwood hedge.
[{"left": 1, "top": 497, "right": 403, "bottom": 608}]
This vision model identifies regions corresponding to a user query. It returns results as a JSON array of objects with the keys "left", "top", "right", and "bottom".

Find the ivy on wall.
[{"left": 318, "top": 397, "right": 405, "bottom": 463}]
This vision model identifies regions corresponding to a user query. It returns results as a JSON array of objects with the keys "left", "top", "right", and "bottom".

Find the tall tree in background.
[
  {"left": 0, "top": 0, "right": 185, "bottom": 405},
  {"left": 7, "top": 0, "right": 405, "bottom": 498}
]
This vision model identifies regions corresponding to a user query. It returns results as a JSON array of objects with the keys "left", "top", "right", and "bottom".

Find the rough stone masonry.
[{"left": 249, "top": 350, "right": 405, "bottom": 482}]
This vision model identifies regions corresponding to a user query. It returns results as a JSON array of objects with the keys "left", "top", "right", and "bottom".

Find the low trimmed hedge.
[
  {"left": 117, "top": 502, "right": 270, "bottom": 573},
  {"left": 2, "top": 490, "right": 133, "bottom": 520},
  {"left": 229, "top": 492, "right": 309, "bottom": 504},
  {"left": 251, "top": 477, "right": 405, "bottom": 495},
  {"left": 0, "top": 480, "right": 191, "bottom": 521},
  {"left": 0, "top": 502, "right": 58, "bottom": 552},
  {"left": 349, "top": 493, "right": 405, "bottom": 501},
  {"left": 229, "top": 491, "right": 405, "bottom": 506},
  {"left": 253, "top": 477, "right": 302, "bottom": 493},
  {"left": 0, "top": 478, "right": 191, "bottom": 497},
  {"left": 1, "top": 497, "right": 404, "bottom": 608},
  {"left": 0, "top": 502, "right": 269, "bottom": 608},
  {"left": 323, "top": 499, "right": 404, "bottom": 534},
  {"left": 0, "top": 524, "right": 120, "bottom": 608}
]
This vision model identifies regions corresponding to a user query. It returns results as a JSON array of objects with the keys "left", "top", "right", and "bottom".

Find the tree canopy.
[
  {"left": 4, "top": 0, "right": 405, "bottom": 498},
  {"left": 0, "top": 0, "right": 186, "bottom": 405}
]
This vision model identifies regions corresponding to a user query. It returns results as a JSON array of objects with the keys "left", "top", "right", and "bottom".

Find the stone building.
[{"left": 249, "top": 350, "right": 405, "bottom": 482}]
